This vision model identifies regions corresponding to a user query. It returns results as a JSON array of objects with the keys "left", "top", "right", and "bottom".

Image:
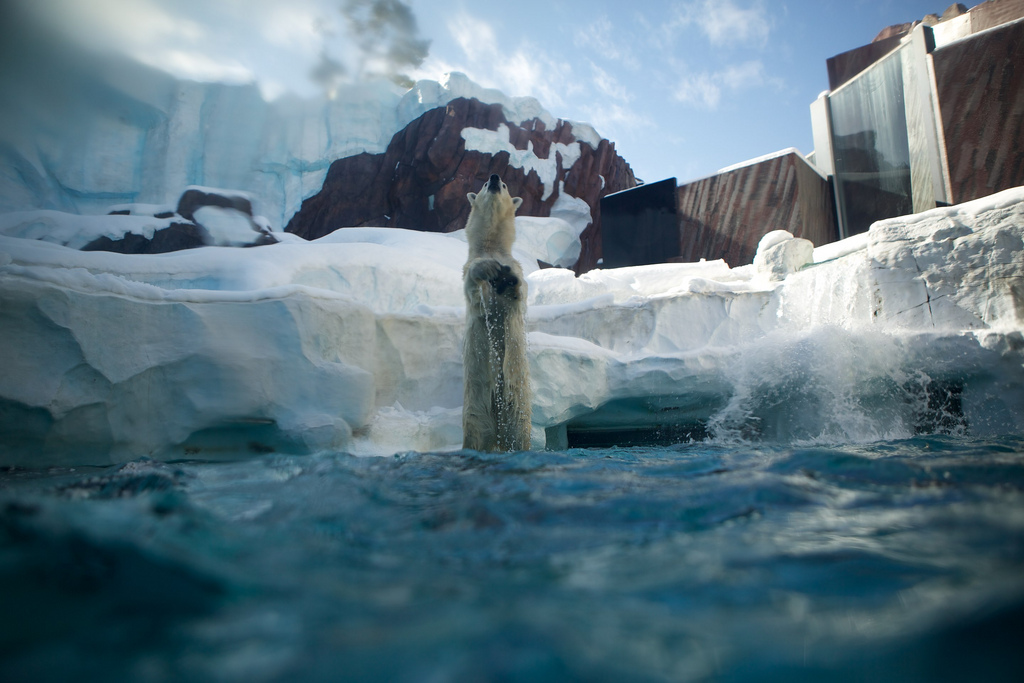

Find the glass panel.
[{"left": 829, "top": 45, "right": 913, "bottom": 235}]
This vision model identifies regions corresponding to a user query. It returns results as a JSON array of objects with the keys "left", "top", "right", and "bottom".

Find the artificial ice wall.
[{"left": 2, "top": 187, "right": 1023, "bottom": 465}]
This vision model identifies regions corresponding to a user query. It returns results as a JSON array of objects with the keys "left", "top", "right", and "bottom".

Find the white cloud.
[
  {"left": 21, "top": 0, "right": 382, "bottom": 97},
  {"left": 589, "top": 62, "right": 631, "bottom": 103},
  {"left": 720, "top": 60, "right": 767, "bottom": 89},
  {"left": 673, "top": 60, "right": 766, "bottom": 109},
  {"left": 669, "top": 0, "right": 771, "bottom": 48},
  {"left": 674, "top": 72, "right": 723, "bottom": 109},
  {"left": 410, "top": 54, "right": 461, "bottom": 84},
  {"left": 19, "top": 0, "right": 282, "bottom": 88},
  {"left": 135, "top": 49, "right": 256, "bottom": 85},
  {"left": 444, "top": 12, "right": 577, "bottom": 110},
  {"left": 574, "top": 16, "right": 641, "bottom": 71},
  {"left": 24, "top": 0, "right": 207, "bottom": 51},
  {"left": 583, "top": 101, "right": 653, "bottom": 135},
  {"left": 448, "top": 13, "right": 498, "bottom": 64},
  {"left": 439, "top": 12, "right": 660, "bottom": 144},
  {"left": 258, "top": 4, "right": 323, "bottom": 53},
  {"left": 577, "top": 60, "right": 651, "bottom": 148}
]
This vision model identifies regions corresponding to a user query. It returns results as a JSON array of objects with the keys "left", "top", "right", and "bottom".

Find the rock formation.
[
  {"left": 82, "top": 221, "right": 209, "bottom": 255},
  {"left": 285, "top": 97, "right": 636, "bottom": 272},
  {"left": 872, "top": 3, "right": 968, "bottom": 42},
  {"left": 83, "top": 188, "right": 276, "bottom": 254}
]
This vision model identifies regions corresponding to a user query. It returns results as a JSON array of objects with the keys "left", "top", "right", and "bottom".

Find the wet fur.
[{"left": 462, "top": 177, "right": 531, "bottom": 451}]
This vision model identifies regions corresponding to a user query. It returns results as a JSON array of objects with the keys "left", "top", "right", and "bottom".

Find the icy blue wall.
[{"left": 0, "top": 17, "right": 407, "bottom": 230}]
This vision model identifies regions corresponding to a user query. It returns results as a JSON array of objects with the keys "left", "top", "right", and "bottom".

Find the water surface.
[{"left": 2, "top": 436, "right": 1023, "bottom": 681}]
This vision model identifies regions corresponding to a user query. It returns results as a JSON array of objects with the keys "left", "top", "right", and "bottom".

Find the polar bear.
[{"left": 462, "top": 174, "right": 531, "bottom": 452}]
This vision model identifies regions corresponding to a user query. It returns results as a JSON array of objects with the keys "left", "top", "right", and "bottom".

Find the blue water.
[{"left": 2, "top": 437, "right": 1024, "bottom": 682}]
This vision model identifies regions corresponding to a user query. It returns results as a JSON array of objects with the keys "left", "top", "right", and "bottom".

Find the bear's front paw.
[
  {"left": 491, "top": 264, "right": 519, "bottom": 296},
  {"left": 469, "top": 258, "right": 504, "bottom": 283}
]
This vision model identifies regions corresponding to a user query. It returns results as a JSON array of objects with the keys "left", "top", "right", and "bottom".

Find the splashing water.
[
  {"left": 706, "top": 328, "right": 977, "bottom": 446},
  {"left": 480, "top": 282, "right": 528, "bottom": 451},
  {"left": 481, "top": 283, "right": 508, "bottom": 428}
]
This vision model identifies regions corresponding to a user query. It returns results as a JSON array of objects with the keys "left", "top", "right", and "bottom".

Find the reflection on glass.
[{"left": 830, "top": 46, "right": 913, "bottom": 235}]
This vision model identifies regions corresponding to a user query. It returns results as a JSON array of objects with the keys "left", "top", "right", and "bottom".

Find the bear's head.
[
  {"left": 467, "top": 174, "right": 522, "bottom": 222},
  {"left": 465, "top": 174, "right": 523, "bottom": 256}
]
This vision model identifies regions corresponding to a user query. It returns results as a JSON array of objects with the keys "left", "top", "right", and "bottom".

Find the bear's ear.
[
  {"left": 467, "top": 192, "right": 477, "bottom": 205},
  {"left": 512, "top": 197, "right": 523, "bottom": 211}
]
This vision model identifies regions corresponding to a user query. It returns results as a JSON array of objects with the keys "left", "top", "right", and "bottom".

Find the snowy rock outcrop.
[
  {"left": 0, "top": 187, "right": 276, "bottom": 253},
  {"left": 284, "top": 96, "right": 635, "bottom": 272},
  {"left": 0, "top": 15, "right": 628, "bottom": 263},
  {"left": 753, "top": 230, "right": 815, "bottom": 281},
  {"left": 529, "top": 190, "right": 1024, "bottom": 445},
  {"left": 1, "top": 187, "right": 1023, "bottom": 465}
]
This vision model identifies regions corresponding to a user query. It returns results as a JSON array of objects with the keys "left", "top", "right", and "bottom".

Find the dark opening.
[{"left": 599, "top": 178, "right": 680, "bottom": 268}]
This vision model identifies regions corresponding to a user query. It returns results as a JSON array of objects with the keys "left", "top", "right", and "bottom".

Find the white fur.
[{"left": 462, "top": 178, "right": 531, "bottom": 451}]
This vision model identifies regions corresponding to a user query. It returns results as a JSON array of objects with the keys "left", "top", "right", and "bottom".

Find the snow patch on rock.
[
  {"left": 0, "top": 210, "right": 173, "bottom": 249},
  {"left": 461, "top": 124, "right": 582, "bottom": 202}
]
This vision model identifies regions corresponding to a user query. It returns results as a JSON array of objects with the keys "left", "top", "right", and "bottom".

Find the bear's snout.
[{"left": 487, "top": 174, "right": 501, "bottom": 192}]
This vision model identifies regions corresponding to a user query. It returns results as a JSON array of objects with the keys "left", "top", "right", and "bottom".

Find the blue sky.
[{"left": 23, "top": 0, "right": 954, "bottom": 184}]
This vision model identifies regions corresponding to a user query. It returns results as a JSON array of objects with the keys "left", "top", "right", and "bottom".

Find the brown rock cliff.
[{"left": 285, "top": 97, "right": 636, "bottom": 272}]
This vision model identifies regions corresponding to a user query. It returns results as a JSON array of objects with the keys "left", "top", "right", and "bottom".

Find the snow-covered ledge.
[{"left": 1, "top": 188, "right": 1023, "bottom": 465}]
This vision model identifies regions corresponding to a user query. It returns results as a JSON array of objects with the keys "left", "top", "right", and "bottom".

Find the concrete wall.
[
  {"left": 676, "top": 151, "right": 838, "bottom": 267},
  {"left": 933, "top": 18, "right": 1024, "bottom": 204}
]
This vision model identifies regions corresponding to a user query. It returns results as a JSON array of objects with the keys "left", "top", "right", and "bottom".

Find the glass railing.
[{"left": 828, "top": 43, "right": 914, "bottom": 236}]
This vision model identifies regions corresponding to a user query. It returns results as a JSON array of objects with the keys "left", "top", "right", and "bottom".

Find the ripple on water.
[{"left": 1, "top": 436, "right": 1023, "bottom": 681}]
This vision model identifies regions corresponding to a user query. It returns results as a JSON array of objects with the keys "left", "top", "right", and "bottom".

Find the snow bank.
[
  {"left": 0, "top": 211, "right": 175, "bottom": 250},
  {"left": 1, "top": 187, "right": 1023, "bottom": 464}
]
